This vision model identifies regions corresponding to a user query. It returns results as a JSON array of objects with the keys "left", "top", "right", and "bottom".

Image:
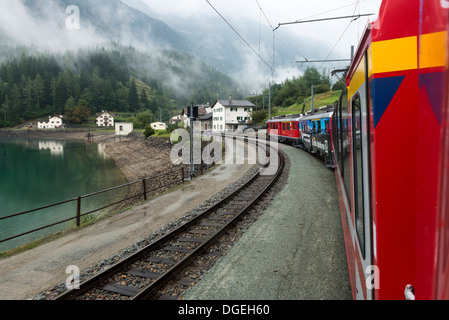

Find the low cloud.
[{"left": 0, "top": 0, "right": 108, "bottom": 52}]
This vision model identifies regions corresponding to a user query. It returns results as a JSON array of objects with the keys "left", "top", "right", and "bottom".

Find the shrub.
[{"left": 144, "top": 125, "right": 155, "bottom": 138}]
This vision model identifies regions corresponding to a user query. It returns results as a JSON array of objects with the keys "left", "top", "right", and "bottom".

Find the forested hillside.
[
  {"left": 0, "top": 46, "right": 242, "bottom": 128},
  {"left": 249, "top": 67, "right": 344, "bottom": 109}
]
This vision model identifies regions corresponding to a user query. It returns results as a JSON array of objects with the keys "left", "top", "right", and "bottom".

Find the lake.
[{"left": 0, "top": 137, "right": 128, "bottom": 253}]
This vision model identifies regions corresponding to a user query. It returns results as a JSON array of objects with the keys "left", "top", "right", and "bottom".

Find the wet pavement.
[{"left": 184, "top": 144, "right": 352, "bottom": 300}]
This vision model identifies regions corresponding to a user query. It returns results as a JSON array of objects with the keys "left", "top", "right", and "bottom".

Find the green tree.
[
  {"left": 140, "top": 89, "right": 150, "bottom": 110},
  {"left": 250, "top": 109, "right": 269, "bottom": 125},
  {"left": 65, "top": 97, "right": 91, "bottom": 124},
  {"left": 128, "top": 78, "right": 139, "bottom": 112},
  {"left": 33, "top": 73, "right": 45, "bottom": 108},
  {"left": 136, "top": 110, "right": 156, "bottom": 129}
]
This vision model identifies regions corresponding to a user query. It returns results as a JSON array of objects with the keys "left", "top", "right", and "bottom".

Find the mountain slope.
[{"left": 0, "top": 0, "right": 190, "bottom": 53}]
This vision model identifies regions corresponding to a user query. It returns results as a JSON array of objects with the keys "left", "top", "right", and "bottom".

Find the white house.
[
  {"left": 96, "top": 111, "right": 114, "bottom": 127},
  {"left": 212, "top": 97, "right": 255, "bottom": 132},
  {"left": 115, "top": 122, "right": 134, "bottom": 137},
  {"left": 151, "top": 122, "right": 167, "bottom": 131},
  {"left": 38, "top": 116, "right": 64, "bottom": 129}
]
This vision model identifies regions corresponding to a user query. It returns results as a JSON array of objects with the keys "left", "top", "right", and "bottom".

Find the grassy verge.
[{"left": 274, "top": 90, "right": 342, "bottom": 116}]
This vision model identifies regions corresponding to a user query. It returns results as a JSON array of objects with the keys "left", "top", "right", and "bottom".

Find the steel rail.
[{"left": 55, "top": 139, "right": 283, "bottom": 300}]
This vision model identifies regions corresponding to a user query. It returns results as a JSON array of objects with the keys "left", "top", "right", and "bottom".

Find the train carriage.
[
  {"left": 298, "top": 109, "right": 335, "bottom": 167},
  {"left": 267, "top": 117, "right": 301, "bottom": 145},
  {"left": 332, "top": 0, "right": 449, "bottom": 300},
  {"left": 267, "top": 108, "right": 336, "bottom": 167}
]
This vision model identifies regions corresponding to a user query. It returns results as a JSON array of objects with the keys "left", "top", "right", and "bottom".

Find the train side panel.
[
  {"left": 333, "top": 0, "right": 449, "bottom": 300},
  {"left": 429, "top": 0, "right": 449, "bottom": 300}
]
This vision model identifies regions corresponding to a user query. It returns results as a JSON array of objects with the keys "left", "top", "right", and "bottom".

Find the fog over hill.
[{"left": 0, "top": 0, "right": 332, "bottom": 94}]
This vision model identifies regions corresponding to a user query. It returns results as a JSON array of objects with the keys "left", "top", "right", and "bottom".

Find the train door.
[{"left": 349, "top": 52, "right": 373, "bottom": 300}]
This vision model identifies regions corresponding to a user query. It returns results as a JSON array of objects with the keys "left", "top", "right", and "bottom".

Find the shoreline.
[{"left": 0, "top": 129, "right": 175, "bottom": 184}]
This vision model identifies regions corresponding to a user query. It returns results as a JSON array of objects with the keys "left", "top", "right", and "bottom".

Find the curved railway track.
[{"left": 55, "top": 138, "right": 284, "bottom": 301}]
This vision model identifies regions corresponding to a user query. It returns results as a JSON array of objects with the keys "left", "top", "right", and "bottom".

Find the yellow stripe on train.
[
  {"left": 420, "top": 31, "right": 447, "bottom": 69},
  {"left": 371, "top": 36, "right": 418, "bottom": 74},
  {"left": 370, "top": 31, "right": 447, "bottom": 75}
]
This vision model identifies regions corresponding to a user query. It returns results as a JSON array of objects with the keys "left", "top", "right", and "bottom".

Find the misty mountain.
[
  {"left": 0, "top": 0, "right": 245, "bottom": 101},
  {"left": 0, "top": 0, "right": 331, "bottom": 98},
  {"left": 18, "top": 0, "right": 190, "bottom": 52},
  {"left": 120, "top": 0, "right": 331, "bottom": 85}
]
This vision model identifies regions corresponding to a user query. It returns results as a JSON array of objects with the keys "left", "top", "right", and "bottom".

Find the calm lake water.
[{"left": 0, "top": 137, "right": 128, "bottom": 253}]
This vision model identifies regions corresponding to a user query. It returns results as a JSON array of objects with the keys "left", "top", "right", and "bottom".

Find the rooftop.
[{"left": 213, "top": 99, "right": 255, "bottom": 108}]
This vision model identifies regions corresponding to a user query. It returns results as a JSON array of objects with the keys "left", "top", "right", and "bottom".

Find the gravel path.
[{"left": 183, "top": 144, "right": 352, "bottom": 300}]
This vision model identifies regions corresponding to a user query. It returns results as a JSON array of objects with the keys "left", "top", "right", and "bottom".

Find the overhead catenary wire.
[
  {"left": 274, "top": 13, "right": 374, "bottom": 30},
  {"left": 319, "top": 0, "right": 362, "bottom": 69},
  {"left": 255, "top": 0, "right": 274, "bottom": 31},
  {"left": 296, "top": 0, "right": 369, "bottom": 22},
  {"left": 205, "top": 0, "right": 273, "bottom": 72}
]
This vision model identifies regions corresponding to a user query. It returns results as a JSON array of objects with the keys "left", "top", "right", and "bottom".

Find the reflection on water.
[
  {"left": 0, "top": 137, "right": 128, "bottom": 252},
  {"left": 39, "top": 140, "right": 64, "bottom": 156}
]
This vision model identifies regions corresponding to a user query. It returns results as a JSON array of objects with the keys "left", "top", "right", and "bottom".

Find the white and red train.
[{"left": 268, "top": 0, "right": 449, "bottom": 300}]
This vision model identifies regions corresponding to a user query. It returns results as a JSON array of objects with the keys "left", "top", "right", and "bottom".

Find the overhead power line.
[
  {"left": 273, "top": 13, "right": 375, "bottom": 30},
  {"left": 205, "top": 0, "right": 272, "bottom": 71},
  {"left": 255, "top": 0, "right": 274, "bottom": 31},
  {"left": 296, "top": 59, "right": 352, "bottom": 64},
  {"left": 319, "top": 1, "right": 362, "bottom": 69},
  {"left": 297, "top": 0, "right": 369, "bottom": 22}
]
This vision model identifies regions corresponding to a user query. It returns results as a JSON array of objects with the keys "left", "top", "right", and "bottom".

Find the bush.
[{"left": 144, "top": 125, "right": 155, "bottom": 138}]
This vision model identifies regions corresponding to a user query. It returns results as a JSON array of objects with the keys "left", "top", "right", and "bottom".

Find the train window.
[
  {"left": 341, "top": 90, "right": 351, "bottom": 206},
  {"left": 352, "top": 93, "right": 365, "bottom": 255},
  {"left": 287, "top": 123, "right": 291, "bottom": 131},
  {"left": 317, "top": 121, "right": 321, "bottom": 134}
]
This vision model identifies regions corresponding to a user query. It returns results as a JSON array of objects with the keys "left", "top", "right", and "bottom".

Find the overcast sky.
[{"left": 143, "top": 0, "right": 383, "bottom": 68}]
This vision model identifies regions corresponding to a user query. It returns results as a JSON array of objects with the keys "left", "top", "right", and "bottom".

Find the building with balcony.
[{"left": 212, "top": 97, "right": 254, "bottom": 132}]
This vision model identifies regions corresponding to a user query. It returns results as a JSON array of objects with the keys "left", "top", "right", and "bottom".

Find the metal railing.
[{"left": 0, "top": 167, "right": 186, "bottom": 246}]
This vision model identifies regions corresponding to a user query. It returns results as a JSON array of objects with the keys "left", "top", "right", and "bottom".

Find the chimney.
[{"left": 229, "top": 95, "right": 232, "bottom": 103}]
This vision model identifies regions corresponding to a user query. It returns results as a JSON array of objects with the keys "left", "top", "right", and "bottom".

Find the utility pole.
[
  {"left": 189, "top": 103, "right": 194, "bottom": 180},
  {"left": 268, "top": 84, "right": 272, "bottom": 120},
  {"left": 311, "top": 85, "right": 314, "bottom": 113}
]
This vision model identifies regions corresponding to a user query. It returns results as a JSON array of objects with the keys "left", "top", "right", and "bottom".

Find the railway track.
[{"left": 55, "top": 139, "right": 284, "bottom": 300}]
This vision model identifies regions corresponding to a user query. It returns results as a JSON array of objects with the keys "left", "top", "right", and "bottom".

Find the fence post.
[
  {"left": 142, "top": 179, "right": 147, "bottom": 201},
  {"left": 76, "top": 197, "right": 81, "bottom": 227}
]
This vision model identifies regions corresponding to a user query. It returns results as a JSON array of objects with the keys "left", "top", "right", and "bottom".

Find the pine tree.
[
  {"left": 128, "top": 78, "right": 139, "bottom": 112},
  {"left": 140, "top": 88, "right": 150, "bottom": 110},
  {"left": 33, "top": 74, "right": 45, "bottom": 109}
]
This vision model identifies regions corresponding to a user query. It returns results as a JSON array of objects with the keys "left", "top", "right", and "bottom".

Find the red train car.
[
  {"left": 267, "top": 117, "right": 301, "bottom": 145},
  {"left": 332, "top": 0, "right": 449, "bottom": 299}
]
